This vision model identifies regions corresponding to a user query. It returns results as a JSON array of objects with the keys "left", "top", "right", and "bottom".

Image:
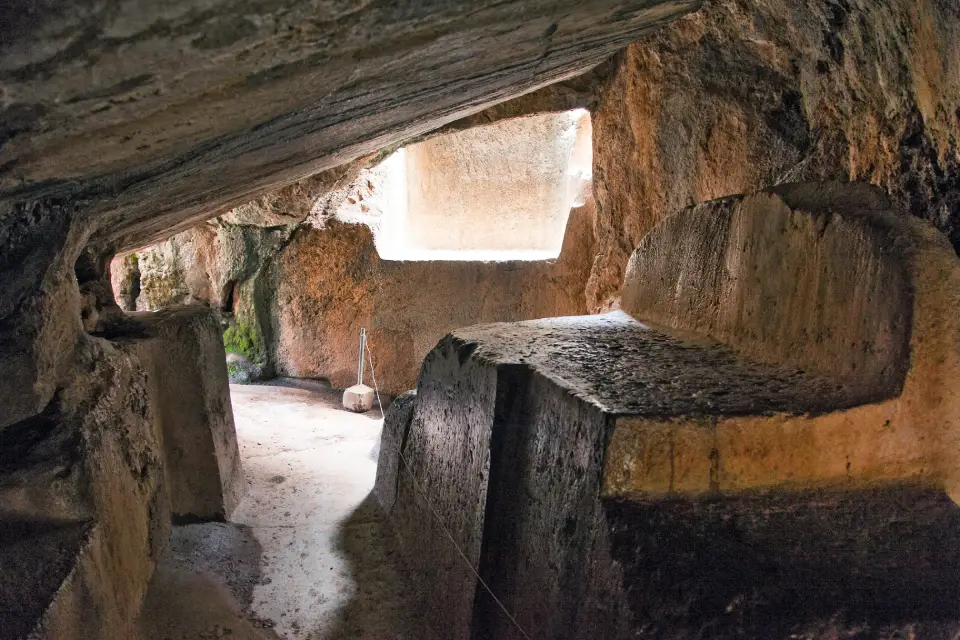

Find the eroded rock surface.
[
  {"left": 0, "top": 18, "right": 704, "bottom": 601},
  {"left": 589, "top": 0, "right": 960, "bottom": 309},
  {"left": 0, "top": 0, "right": 696, "bottom": 253},
  {"left": 4, "top": 0, "right": 960, "bottom": 635}
]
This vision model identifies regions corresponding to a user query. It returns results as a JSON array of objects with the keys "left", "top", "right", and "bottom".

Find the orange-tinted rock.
[
  {"left": 589, "top": 0, "right": 960, "bottom": 310},
  {"left": 273, "top": 201, "right": 597, "bottom": 395}
]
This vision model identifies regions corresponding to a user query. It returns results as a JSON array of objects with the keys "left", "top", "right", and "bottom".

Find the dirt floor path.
[{"left": 137, "top": 380, "right": 424, "bottom": 640}]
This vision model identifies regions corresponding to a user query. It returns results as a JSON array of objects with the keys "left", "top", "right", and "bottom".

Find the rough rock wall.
[
  {"left": 0, "top": 218, "right": 245, "bottom": 637},
  {"left": 26, "top": 338, "right": 170, "bottom": 640},
  {"left": 272, "top": 201, "right": 597, "bottom": 394},
  {"left": 112, "top": 221, "right": 295, "bottom": 381},
  {"left": 119, "top": 198, "right": 596, "bottom": 394},
  {"left": 0, "top": 0, "right": 697, "bottom": 256},
  {"left": 589, "top": 0, "right": 960, "bottom": 309},
  {"left": 118, "top": 223, "right": 291, "bottom": 312},
  {"left": 0, "top": 246, "right": 170, "bottom": 639}
]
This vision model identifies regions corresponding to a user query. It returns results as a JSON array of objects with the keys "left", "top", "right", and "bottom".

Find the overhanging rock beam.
[{"left": 0, "top": 0, "right": 698, "bottom": 252}]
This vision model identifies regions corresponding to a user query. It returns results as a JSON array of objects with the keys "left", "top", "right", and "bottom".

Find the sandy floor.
[{"left": 137, "top": 380, "right": 424, "bottom": 640}]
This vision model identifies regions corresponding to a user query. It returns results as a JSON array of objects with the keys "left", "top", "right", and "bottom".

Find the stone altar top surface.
[{"left": 453, "top": 311, "right": 861, "bottom": 418}]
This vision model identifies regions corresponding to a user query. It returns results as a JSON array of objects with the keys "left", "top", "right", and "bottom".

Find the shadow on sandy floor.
[
  {"left": 321, "top": 494, "right": 426, "bottom": 640},
  {"left": 137, "top": 523, "right": 281, "bottom": 640}
]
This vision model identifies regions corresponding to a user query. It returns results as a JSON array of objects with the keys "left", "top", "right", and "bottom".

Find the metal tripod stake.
[
  {"left": 357, "top": 327, "right": 366, "bottom": 386},
  {"left": 343, "top": 327, "right": 374, "bottom": 412}
]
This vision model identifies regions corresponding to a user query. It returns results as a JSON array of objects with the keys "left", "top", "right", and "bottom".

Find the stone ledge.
[
  {"left": 380, "top": 335, "right": 960, "bottom": 638},
  {"left": 0, "top": 338, "right": 169, "bottom": 640}
]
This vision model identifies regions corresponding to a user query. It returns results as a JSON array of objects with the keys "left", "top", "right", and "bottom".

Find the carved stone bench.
[{"left": 375, "top": 182, "right": 960, "bottom": 639}]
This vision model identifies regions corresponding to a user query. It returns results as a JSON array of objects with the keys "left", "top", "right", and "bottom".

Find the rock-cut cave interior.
[{"left": 2, "top": 1, "right": 960, "bottom": 639}]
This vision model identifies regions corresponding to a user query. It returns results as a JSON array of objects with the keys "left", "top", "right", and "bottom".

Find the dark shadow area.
[
  {"left": 0, "top": 395, "right": 72, "bottom": 470},
  {"left": 607, "top": 485, "right": 960, "bottom": 638},
  {"left": 137, "top": 522, "right": 280, "bottom": 639},
  {"left": 0, "top": 516, "right": 93, "bottom": 640},
  {"left": 322, "top": 494, "right": 426, "bottom": 639},
  {"left": 221, "top": 279, "right": 237, "bottom": 314}
]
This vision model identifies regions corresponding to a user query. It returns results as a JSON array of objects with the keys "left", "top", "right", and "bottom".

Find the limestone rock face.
[
  {"left": 0, "top": 201, "right": 87, "bottom": 429},
  {"left": 332, "top": 110, "right": 592, "bottom": 260},
  {"left": 374, "top": 390, "right": 417, "bottom": 513},
  {"left": 127, "top": 223, "right": 290, "bottom": 313},
  {"left": 124, "top": 197, "right": 597, "bottom": 394},
  {"left": 114, "top": 219, "right": 294, "bottom": 382},
  {"left": 116, "top": 204, "right": 597, "bottom": 393},
  {"left": 589, "top": 0, "right": 960, "bottom": 309},
  {"left": 0, "top": 5, "right": 698, "bottom": 498},
  {"left": 220, "top": 161, "right": 366, "bottom": 228},
  {"left": 0, "top": 218, "right": 241, "bottom": 637},
  {"left": 380, "top": 111, "right": 587, "bottom": 258},
  {"left": 111, "top": 254, "right": 142, "bottom": 312}
]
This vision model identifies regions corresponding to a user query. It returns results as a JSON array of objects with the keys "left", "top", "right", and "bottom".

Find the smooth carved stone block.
[
  {"left": 343, "top": 384, "right": 375, "bottom": 413},
  {"left": 620, "top": 182, "right": 960, "bottom": 500},
  {"left": 379, "top": 183, "right": 960, "bottom": 639}
]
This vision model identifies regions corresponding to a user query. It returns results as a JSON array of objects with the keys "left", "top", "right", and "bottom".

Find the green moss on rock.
[{"left": 223, "top": 323, "right": 262, "bottom": 363}]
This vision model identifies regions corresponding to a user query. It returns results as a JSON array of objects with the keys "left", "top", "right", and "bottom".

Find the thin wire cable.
[{"left": 364, "top": 340, "right": 535, "bottom": 640}]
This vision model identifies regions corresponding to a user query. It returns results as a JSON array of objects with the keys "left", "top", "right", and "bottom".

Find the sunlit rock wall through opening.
[{"left": 336, "top": 109, "right": 593, "bottom": 261}]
